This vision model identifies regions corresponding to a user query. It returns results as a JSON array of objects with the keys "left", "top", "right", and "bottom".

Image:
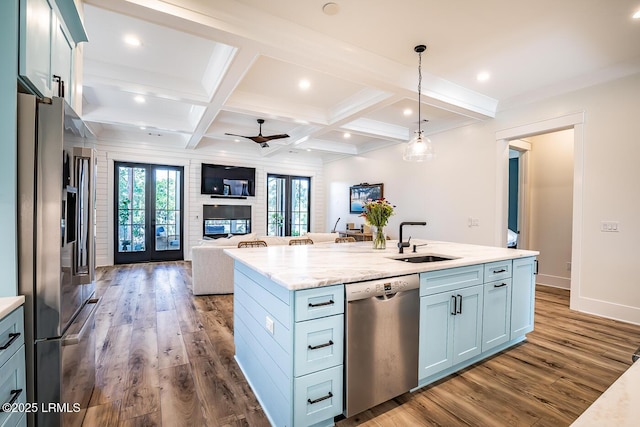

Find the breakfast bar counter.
[{"left": 224, "top": 239, "right": 539, "bottom": 290}]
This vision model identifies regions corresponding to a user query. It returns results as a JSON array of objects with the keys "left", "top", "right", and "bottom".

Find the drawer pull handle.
[
  {"left": 307, "top": 391, "right": 333, "bottom": 405},
  {"left": 0, "top": 333, "right": 21, "bottom": 350},
  {"left": 0, "top": 389, "right": 23, "bottom": 412},
  {"left": 494, "top": 283, "right": 508, "bottom": 288},
  {"left": 308, "top": 340, "right": 334, "bottom": 350},
  {"left": 492, "top": 269, "right": 507, "bottom": 273},
  {"left": 451, "top": 295, "right": 457, "bottom": 315},
  {"left": 308, "top": 299, "right": 334, "bottom": 308},
  {"left": 457, "top": 294, "right": 463, "bottom": 314}
]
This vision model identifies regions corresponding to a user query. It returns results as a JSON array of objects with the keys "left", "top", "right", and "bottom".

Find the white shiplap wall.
[{"left": 93, "top": 138, "right": 325, "bottom": 266}]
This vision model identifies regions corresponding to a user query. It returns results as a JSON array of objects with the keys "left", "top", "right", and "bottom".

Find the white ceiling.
[{"left": 81, "top": 0, "right": 640, "bottom": 162}]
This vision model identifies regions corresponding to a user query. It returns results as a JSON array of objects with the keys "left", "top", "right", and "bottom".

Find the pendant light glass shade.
[
  {"left": 404, "top": 44, "right": 435, "bottom": 162},
  {"left": 403, "top": 130, "right": 434, "bottom": 161}
]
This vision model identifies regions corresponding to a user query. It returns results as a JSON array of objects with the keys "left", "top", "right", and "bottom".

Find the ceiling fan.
[{"left": 225, "top": 119, "right": 290, "bottom": 148}]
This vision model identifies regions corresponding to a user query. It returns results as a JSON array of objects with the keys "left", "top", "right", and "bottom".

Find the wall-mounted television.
[{"left": 201, "top": 163, "right": 256, "bottom": 197}]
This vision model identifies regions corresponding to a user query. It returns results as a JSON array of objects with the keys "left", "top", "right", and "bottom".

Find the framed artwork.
[{"left": 349, "top": 183, "right": 383, "bottom": 213}]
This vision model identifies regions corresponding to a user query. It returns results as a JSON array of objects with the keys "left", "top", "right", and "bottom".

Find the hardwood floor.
[{"left": 82, "top": 262, "right": 640, "bottom": 426}]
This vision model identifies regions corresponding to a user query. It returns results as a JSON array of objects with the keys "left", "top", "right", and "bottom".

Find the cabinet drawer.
[
  {"left": 293, "top": 365, "right": 343, "bottom": 427},
  {"left": 0, "top": 346, "right": 27, "bottom": 427},
  {"left": 0, "top": 308, "right": 25, "bottom": 369},
  {"left": 294, "top": 315, "right": 344, "bottom": 377},
  {"left": 295, "top": 285, "right": 344, "bottom": 322},
  {"left": 420, "top": 265, "right": 483, "bottom": 296},
  {"left": 484, "top": 260, "right": 512, "bottom": 282}
]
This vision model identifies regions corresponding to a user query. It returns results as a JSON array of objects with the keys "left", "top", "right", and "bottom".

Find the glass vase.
[{"left": 372, "top": 225, "right": 386, "bottom": 249}]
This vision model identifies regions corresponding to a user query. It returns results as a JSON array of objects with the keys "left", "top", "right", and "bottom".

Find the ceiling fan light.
[{"left": 403, "top": 131, "right": 434, "bottom": 162}]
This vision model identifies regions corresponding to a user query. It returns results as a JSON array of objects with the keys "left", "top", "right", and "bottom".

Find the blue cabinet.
[
  {"left": 418, "top": 266, "right": 484, "bottom": 381},
  {"left": 482, "top": 279, "right": 512, "bottom": 351},
  {"left": 511, "top": 257, "right": 536, "bottom": 337},
  {"left": 19, "top": 0, "right": 54, "bottom": 97},
  {"left": 0, "top": 307, "right": 27, "bottom": 427},
  {"left": 18, "top": 0, "right": 86, "bottom": 104},
  {"left": 234, "top": 263, "right": 343, "bottom": 427},
  {"left": 419, "top": 258, "right": 535, "bottom": 386}
]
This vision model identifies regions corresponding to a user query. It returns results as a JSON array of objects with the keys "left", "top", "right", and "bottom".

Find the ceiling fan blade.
[
  {"left": 261, "top": 133, "right": 290, "bottom": 141},
  {"left": 225, "top": 132, "right": 251, "bottom": 138}
]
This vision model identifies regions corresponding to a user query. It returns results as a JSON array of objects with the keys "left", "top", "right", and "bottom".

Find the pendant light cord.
[
  {"left": 414, "top": 44, "right": 426, "bottom": 135},
  {"left": 417, "top": 49, "right": 422, "bottom": 134}
]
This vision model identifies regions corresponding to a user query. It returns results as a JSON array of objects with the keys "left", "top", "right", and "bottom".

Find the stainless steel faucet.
[{"left": 398, "top": 221, "right": 427, "bottom": 253}]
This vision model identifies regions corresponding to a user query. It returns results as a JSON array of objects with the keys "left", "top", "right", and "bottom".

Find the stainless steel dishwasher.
[{"left": 344, "top": 274, "right": 420, "bottom": 417}]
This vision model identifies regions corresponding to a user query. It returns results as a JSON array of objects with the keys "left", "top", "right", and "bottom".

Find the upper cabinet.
[
  {"left": 19, "top": 0, "right": 53, "bottom": 97},
  {"left": 18, "top": 0, "right": 87, "bottom": 106}
]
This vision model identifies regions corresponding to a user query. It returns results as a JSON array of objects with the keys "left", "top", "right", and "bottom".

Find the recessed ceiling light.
[
  {"left": 322, "top": 2, "right": 340, "bottom": 15},
  {"left": 343, "top": 132, "right": 351, "bottom": 139},
  {"left": 477, "top": 71, "right": 490, "bottom": 82},
  {"left": 633, "top": 10, "right": 640, "bottom": 19},
  {"left": 299, "top": 79, "right": 311, "bottom": 90},
  {"left": 134, "top": 95, "right": 145, "bottom": 104},
  {"left": 139, "top": 126, "right": 146, "bottom": 130},
  {"left": 403, "top": 108, "right": 412, "bottom": 116},
  {"left": 124, "top": 35, "right": 142, "bottom": 47},
  {"left": 306, "top": 148, "right": 312, "bottom": 152}
]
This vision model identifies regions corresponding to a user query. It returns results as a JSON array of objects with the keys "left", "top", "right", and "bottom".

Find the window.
[{"left": 267, "top": 174, "right": 311, "bottom": 236}]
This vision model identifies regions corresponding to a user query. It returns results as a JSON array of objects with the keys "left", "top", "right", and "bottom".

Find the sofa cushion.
[
  {"left": 304, "top": 232, "right": 340, "bottom": 243},
  {"left": 199, "top": 233, "right": 256, "bottom": 246},
  {"left": 259, "top": 235, "right": 293, "bottom": 246}
]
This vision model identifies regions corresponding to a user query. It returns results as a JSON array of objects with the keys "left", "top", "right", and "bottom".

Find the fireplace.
[{"left": 203, "top": 205, "right": 251, "bottom": 238}]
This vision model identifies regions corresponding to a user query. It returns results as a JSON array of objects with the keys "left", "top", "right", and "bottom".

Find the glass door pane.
[
  {"left": 154, "top": 167, "right": 181, "bottom": 252},
  {"left": 267, "top": 175, "right": 286, "bottom": 236},
  {"left": 117, "top": 165, "right": 146, "bottom": 254},
  {"left": 291, "top": 178, "right": 309, "bottom": 236}
]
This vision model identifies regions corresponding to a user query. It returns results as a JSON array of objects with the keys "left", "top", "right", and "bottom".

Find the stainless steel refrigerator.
[{"left": 17, "top": 93, "right": 98, "bottom": 427}]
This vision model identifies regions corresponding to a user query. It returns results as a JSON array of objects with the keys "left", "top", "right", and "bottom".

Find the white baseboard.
[
  {"left": 536, "top": 273, "right": 571, "bottom": 289},
  {"left": 571, "top": 295, "right": 640, "bottom": 326}
]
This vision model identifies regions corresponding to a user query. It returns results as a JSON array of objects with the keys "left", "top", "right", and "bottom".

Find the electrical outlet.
[
  {"left": 468, "top": 217, "right": 480, "bottom": 227},
  {"left": 566, "top": 262, "right": 571, "bottom": 271},
  {"left": 601, "top": 221, "right": 620, "bottom": 232},
  {"left": 265, "top": 316, "right": 274, "bottom": 335}
]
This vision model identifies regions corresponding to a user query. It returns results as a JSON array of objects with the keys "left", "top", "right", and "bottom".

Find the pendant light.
[{"left": 403, "top": 44, "right": 435, "bottom": 162}]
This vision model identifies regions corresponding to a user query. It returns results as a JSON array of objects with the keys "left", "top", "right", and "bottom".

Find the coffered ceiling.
[{"left": 81, "top": 0, "right": 640, "bottom": 161}]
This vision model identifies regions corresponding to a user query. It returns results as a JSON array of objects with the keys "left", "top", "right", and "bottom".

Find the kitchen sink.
[{"left": 392, "top": 255, "right": 455, "bottom": 263}]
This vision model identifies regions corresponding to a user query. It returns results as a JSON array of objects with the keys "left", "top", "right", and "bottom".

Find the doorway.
[
  {"left": 114, "top": 162, "right": 184, "bottom": 263},
  {"left": 510, "top": 130, "right": 574, "bottom": 290},
  {"left": 267, "top": 174, "right": 311, "bottom": 236}
]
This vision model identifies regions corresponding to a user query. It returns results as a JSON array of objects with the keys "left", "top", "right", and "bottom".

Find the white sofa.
[{"left": 191, "top": 232, "right": 339, "bottom": 295}]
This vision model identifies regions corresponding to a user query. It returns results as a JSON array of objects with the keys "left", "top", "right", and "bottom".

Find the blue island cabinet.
[
  {"left": 417, "top": 257, "right": 536, "bottom": 387},
  {"left": 233, "top": 261, "right": 344, "bottom": 427}
]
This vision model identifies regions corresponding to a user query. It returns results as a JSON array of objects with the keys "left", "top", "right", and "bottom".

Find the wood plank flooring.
[{"left": 82, "top": 262, "right": 640, "bottom": 426}]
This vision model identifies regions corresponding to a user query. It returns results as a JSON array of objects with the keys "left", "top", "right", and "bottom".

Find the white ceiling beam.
[{"left": 184, "top": 47, "right": 256, "bottom": 149}]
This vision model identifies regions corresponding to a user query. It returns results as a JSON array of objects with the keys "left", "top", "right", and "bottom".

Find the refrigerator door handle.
[{"left": 62, "top": 299, "right": 98, "bottom": 347}]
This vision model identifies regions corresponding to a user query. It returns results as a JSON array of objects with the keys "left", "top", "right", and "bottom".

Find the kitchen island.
[{"left": 225, "top": 240, "right": 538, "bottom": 427}]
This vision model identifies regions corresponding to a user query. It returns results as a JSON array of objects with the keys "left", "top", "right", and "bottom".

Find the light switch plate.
[{"left": 601, "top": 221, "right": 620, "bottom": 232}]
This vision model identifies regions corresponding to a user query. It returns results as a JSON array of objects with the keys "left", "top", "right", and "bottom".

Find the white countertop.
[
  {"left": 0, "top": 296, "right": 25, "bottom": 319},
  {"left": 571, "top": 360, "right": 640, "bottom": 426},
  {"left": 224, "top": 239, "right": 538, "bottom": 290}
]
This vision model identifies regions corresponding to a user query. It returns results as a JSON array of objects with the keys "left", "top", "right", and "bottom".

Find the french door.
[
  {"left": 114, "top": 162, "right": 184, "bottom": 263},
  {"left": 267, "top": 174, "right": 310, "bottom": 236}
]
